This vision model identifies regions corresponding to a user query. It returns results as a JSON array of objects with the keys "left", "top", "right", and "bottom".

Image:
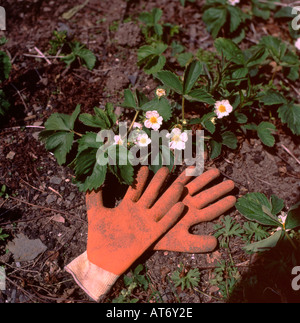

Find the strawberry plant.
[
  {"left": 48, "top": 31, "right": 96, "bottom": 70},
  {"left": 0, "top": 37, "right": 11, "bottom": 117},
  {"left": 236, "top": 193, "right": 300, "bottom": 253}
]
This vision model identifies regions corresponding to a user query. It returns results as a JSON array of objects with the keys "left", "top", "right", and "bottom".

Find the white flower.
[
  {"left": 113, "top": 135, "right": 124, "bottom": 146},
  {"left": 295, "top": 38, "right": 300, "bottom": 51},
  {"left": 166, "top": 127, "right": 188, "bottom": 150},
  {"left": 275, "top": 212, "right": 290, "bottom": 231},
  {"left": 144, "top": 110, "right": 163, "bottom": 131},
  {"left": 228, "top": 0, "right": 240, "bottom": 5},
  {"left": 214, "top": 100, "right": 233, "bottom": 119},
  {"left": 156, "top": 88, "right": 166, "bottom": 98},
  {"left": 135, "top": 133, "right": 151, "bottom": 147},
  {"left": 133, "top": 122, "right": 143, "bottom": 130}
]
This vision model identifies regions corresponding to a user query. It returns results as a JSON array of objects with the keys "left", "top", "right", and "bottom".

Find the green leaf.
[
  {"left": 210, "top": 140, "right": 222, "bottom": 159},
  {"left": 0, "top": 90, "right": 10, "bottom": 116},
  {"left": 259, "top": 90, "right": 287, "bottom": 106},
  {"left": 106, "top": 102, "right": 117, "bottom": 125},
  {"left": 73, "top": 133, "right": 107, "bottom": 192},
  {"left": 155, "top": 70, "right": 183, "bottom": 94},
  {"left": 278, "top": 103, "right": 300, "bottom": 135},
  {"left": 144, "top": 55, "right": 166, "bottom": 74},
  {"left": 222, "top": 131, "right": 237, "bottom": 149},
  {"left": 77, "top": 132, "right": 101, "bottom": 153},
  {"left": 137, "top": 43, "right": 168, "bottom": 74},
  {"left": 75, "top": 150, "right": 107, "bottom": 192},
  {"left": 227, "top": 5, "right": 242, "bottom": 33},
  {"left": 243, "top": 222, "right": 269, "bottom": 242},
  {"left": 108, "top": 146, "right": 134, "bottom": 185},
  {"left": 0, "top": 51, "right": 12, "bottom": 81},
  {"left": 259, "top": 36, "right": 287, "bottom": 61},
  {"left": 43, "top": 105, "right": 80, "bottom": 131},
  {"left": 183, "top": 88, "right": 215, "bottom": 104},
  {"left": 183, "top": 60, "right": 204, "bottom": 94},
  {"left": 140, "top": 97, "right": 172, "bottom": 121},
  {"left": 43, "top": 131, "right": 74, "bottom": 165},
  {"left": 270, "top": 195, "right": 285, "bottom": 215},
  {"left": 122, "top": 89, "right": 137, "bottom": 109},
  {"left": 79, "top": 113, "right": 106, "bottom": 128},
  {"left": 232, "top": 67, "right": 248, "bottom": 79},
  {"left": 149, "top": 145, "right": 174, "bottom": 173},
  {"left": 236, "top": 192, "right": 281, "bottom": 226},
  {"left": 234, "top": 112, "right": 248, "bottom": 124},
  {"left": 177, "top": 52, "right": 194, "bottom": 67},
  {"left": 201, "top": 112, "right": 216, "bottom": 134},
  {"left": 76, "top": 48, "right": 96, "bottom": 70},
  {"left": 39, "top": 106, "right": 80, "bottom": 165},
  {"left": 214, "top": 37, "right": 245, "bottom": 65},
  {"left": 244, "top": 230, "right": 283, "bottom": 253},
  {"left": 202, "top": 7, "right": 227, "bottom": 39},
  {"left": 245, "top": 46, "right": 268, "bottom": 67},
  {"left": 137, "top": 43, "right": 167, "bottom": 64},
  {"left": 257, "top": 121, "right": 276, "bottom": 147},
  {"left": 285, "top": 201, "right": 300, "bottom": 230},
  {"left": 274, "top": 6, "right": 295, "bottom": 18}
]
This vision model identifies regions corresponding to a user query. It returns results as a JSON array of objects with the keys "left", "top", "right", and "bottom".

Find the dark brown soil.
[{"left": 0, "top": 0, "right": 299, "bottom": 303}]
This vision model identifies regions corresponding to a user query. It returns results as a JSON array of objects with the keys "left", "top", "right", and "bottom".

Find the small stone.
[
  {"left": 49, "top": 176, "right": 62, "bottom": 185},
  {"left": 6, "top": 151, "right": 16, "bottom": 160},
  {"left": 67, "top": 192, "right": 76, "bottom": 201},
  {"left": 46, "top": 194, "right": 57, "bottom": 204}
]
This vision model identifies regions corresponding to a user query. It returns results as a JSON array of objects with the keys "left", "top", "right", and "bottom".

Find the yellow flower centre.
[
  {"left": 172, "top": 134, "right": 181, "bottom": 142},
  {"left": 140, "top": 137, "right": 147, "bottom": 144},
  {"left": 150, "top": 116, "right": 158, "bottom": 124},
  {"left": 218, "top": 105, "right": 226, "bottom": 113}
]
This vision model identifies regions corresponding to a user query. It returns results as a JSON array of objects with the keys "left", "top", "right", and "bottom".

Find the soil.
[{"left": 0, "top": 0, "right": 299, "bottom": 303}]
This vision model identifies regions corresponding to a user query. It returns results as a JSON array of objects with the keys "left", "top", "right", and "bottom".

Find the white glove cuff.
[{"left": 65, "top": 251, "right": 119, "bottom": 302}]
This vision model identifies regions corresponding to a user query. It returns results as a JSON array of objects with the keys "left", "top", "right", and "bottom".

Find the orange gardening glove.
[
  {"left": 65, "top": 166, "right": 185, "bottom": 302},
  {"left": 153, "top": 167, "right": 236, "bottom": 253}
]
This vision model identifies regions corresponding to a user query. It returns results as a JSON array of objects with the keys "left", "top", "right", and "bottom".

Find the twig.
[
  {"left": 258, "top": 0, "right": 300, "bottom": 7},
  {"left": 48, "top": 186, "right": 63, "bottom": 198},
  {"left": 7, "top": 196, "right": 79, "bottom": 219},
  {"left": 20, "top": 178, "right": 45, "bottom": 193},
  {"left": 281, "top": 144, "right": 300, "bottom": 166},
  {"left": 34, "top": 47, "right": 52, "bottom": 65},
  {"left": 5, "top": 275, "right": 40, "bottom": 302},
  {"left": 10, "top": 84, "right": 29, "bottom": 112},
  {"left": 254, "top": 176, "right": 272, "bottom": 186},
  {"left": 23, "top": 53, "right": 65, "bottom": 59}
]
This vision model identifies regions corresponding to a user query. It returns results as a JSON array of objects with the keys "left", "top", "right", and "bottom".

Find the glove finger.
[
  {"left": 123, "top": 166, "right": 149, "bottom": 202},
  {"left": 138, "top": 167, "right": 169, "bottom": 208},
  {"left": 187, "top": 195, "right": 236, "bottom": 226},
  {"left": 190, "top": 180, "right": 235, "bottom": 209},
  {"left": 152, "top": 182, "right": 185, "bottom": 221},
  {"left": 86, "top": 189, "right": 105, "bottom": 213},
  {"left": 154, "top": 231, "right": 217, "bottom": 253},
  {"left": 185, "top": 168, "right": 220, "bottom": 196},
  {"left": 155, "top": 202, "right": 185, "bottom": 237},
  {"left": 173, "top": 166, "right": 195, "bottom": 186}
]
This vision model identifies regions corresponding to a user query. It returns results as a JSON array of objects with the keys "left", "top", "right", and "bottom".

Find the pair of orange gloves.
[{"left": 65, "top": 166, "right": 236, "bottom": 302}]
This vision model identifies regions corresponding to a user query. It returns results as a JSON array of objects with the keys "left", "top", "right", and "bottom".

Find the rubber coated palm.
[{"left": 86, "top": 166, "right": 185, "bottom": 275}]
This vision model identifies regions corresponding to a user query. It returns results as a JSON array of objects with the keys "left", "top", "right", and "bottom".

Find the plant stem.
[
  {"left": 72, "top": 130, "right": 83, "bottom": 137},
  {"left": 181, "top": 96, "right": 185, "bottom": 123},
  {"left": 284, "top": 230, "right": 297, "bottom": 251},
  {"left": 128, "top": 110, "right": 140, "bottom": 134}
]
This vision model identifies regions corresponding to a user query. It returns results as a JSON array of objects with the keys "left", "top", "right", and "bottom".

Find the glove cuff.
[{"left": 65, "top": 251, "right": 119, "bottom": 302}]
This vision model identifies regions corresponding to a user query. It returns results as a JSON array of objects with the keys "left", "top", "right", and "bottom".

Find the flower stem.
[
  {"left": 181, "top": 96, "right": 185, "bottom": 123},
  {"left": 284, "top": 230, "right": 297, "bottom": 251},
  {"left": 72, "top": 130, "right": 83, "bottom": 137},
  {"left": 128, "top": 110, "right": 139, "bottom": 134}
]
